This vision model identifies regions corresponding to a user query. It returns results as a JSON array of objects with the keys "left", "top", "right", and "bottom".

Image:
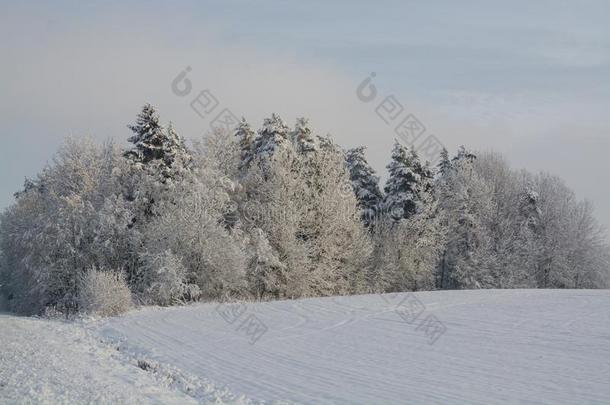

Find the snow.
[
  {"left": 0, "top": 315, "right": 194, "bottom": 403},
  {"left": 2, "top": 290, "right": 610, "bottom": 403},
  {"left": 0, "top": 314, "right": 247, "bottom": 404}
]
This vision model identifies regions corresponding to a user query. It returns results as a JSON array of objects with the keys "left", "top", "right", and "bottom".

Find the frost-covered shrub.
[{"left": 78, "top": 268, "right": 133, "bottom": 317}]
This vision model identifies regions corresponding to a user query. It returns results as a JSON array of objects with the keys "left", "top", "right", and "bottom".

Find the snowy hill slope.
[
  {"left": 95, "top": 290, "right": 610, "bottom": 404},
  {"left": 2, "top": 290, "right": 609, "bottom": 404},
  {"left": 0, "top": 314, "right": 203, "bottom": 404}
]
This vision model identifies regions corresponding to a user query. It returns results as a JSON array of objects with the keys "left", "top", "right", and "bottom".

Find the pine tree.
[
  {"left": 234, "top": 118, "right": 256, "bottom": 170},
  {"left": 453, "top": 145, "right": 476, "bottom": 164},
  {"left": 164, "top": 122, "right": 192, "bottom": 171},
  {"left": 125, "top": 104, "right": 191, "bottom": 178},
  {"left": 383, "top": 141, "right": 421, "bottom": 221},
  {"left": 437, "top": 147, "right": 451, "bottom": 177},
  {"left": 317, "top": 134, "right": 339, "bottom": 153},
  {"left": 125, "top": 104, "right": 166, "bottom": 164},
  {"left": 251, "top": 113, "right": 290, "bottom": 161},
  {"left": 411, "top": 149, "right": 435, "bottom": 203},
  {"left": 346, "top": 146, "right": 383, "bottom": 227},
  {"left": 291, "top": 117, "right": 317, "bottom": 155}
]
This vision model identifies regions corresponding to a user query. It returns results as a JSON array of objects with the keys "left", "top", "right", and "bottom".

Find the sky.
[{"left": 1, "top": 0, "right": 609, "bottom": 229}]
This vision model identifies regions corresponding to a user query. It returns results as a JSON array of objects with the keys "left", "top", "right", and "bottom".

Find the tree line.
[{"left": 1, "top": 104, "right": 608, "bottom": 316}]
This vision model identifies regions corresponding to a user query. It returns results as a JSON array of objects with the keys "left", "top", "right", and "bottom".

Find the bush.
[{"left": 78, "top": 268, "right": 133, "bottom": 317}]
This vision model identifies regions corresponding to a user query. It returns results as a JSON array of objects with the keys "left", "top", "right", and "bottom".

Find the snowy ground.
[
  {"left": 2, "top": 290, "right": 610, "bottom": 404},
  {"left": 0, "top": 314, "right": 193, "bottom": 404}
]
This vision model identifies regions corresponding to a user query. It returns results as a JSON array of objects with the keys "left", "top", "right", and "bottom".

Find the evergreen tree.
[
  {"left": 125, "top": 104, "right": 191, "bottom": 178},
  {"left": 317, "top": 134, "right": 340, "bottom": 153},
  {"left": 346, "top": 146, "right": 383, "bottom": 227},
  {"left": 164, "top": 122, "right": 192, "bottom": 171},
  {"left": 453, "top": 145, "right": 476, "bottom": 164},
  {"left": 251, "top": 113, "right": 290, "bottom": 161},
  {"left": 291, "top": 117, "right": 317, "bottom": 155},
  {"left": 125, "top": 104, "right": 166, "bottom": 164},
  {"left": 411, "top": 149, "right": 435, "bottom": 203},
  {"left": 234, "top": 118, "right": 256, "bottom": 170},
  {"left": 383, "top": 141, "right": 421, "bottom": 221},
  {"left": 437, "top": 147, "right": 451, "bottom": 177}
]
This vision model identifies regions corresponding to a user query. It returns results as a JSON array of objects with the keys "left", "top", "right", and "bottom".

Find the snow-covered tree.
[
  {"left": 411, "top": 149, "right": 435, "bottom": 206},
  {"left": 565, "top": 200, "right": 608, "bottom": 288},
  {"left": 472, "top": 153, "right": 538, "bottom": 288},
  {"left": 291, "top": 117, "right": 317, "bottom": 155},
  {"left": 453, "top": 145, "right": 477, "bottom": 164},
  {"left": 251, "top": 113, "right": 291, "bottom": 161},
  {"left": 125, "top": 104, "right": 191, "bottom": 180},
  {"left": 164, "top": 122, "right": 193, "bottom": 173},
  {"left": 527, "top": 173, "right": 609, "bottom": 289},
  {"left": 303, "top": 144, "right": 373, "bottom": 296},
  {"left": 138, "top": 250, "right": 200, "bottom": 306},
  {"left": 437, "top": 147, "right": 451, "bottom": 177},
  {"left": 346, "top": 146, "right": 383, "bottom": 227},
  {"left": 239, "top": 124, "right": 372, "bottom": 298},
  {"left": 383, "top": 141, "right": 421, "bottom": 221},
  {"left": 371, "top": 188, "right": 443, "bottom": 293},
  {"left": 436, "top": 147, "right": 496, "bottom": 289},
  {"left": 239, "top": 149, "right": 310, "bottom": 298},
  {"left": 2, "top": 107, "right": 609, "bottom": 318},
  {"left": 142, "top": 141, "right": 247, "bottom": 300},
  {"left": 234, "top": 118, "right": 256, "bottom": 171},
  {"left": 0, "top": 138, "right": 132, "bottom": 314},
  {"left": 245, "top": 227, "right": 285, "bottom": 299},
  {"left": 125, "top": 104, "right": 164, "bottom": 164},
  {"left": 122, "top": 108, "right": 196, "bottom": 282}
]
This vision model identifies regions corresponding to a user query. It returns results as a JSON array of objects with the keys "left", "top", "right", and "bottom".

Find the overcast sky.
[{"left": 1, "top": 0, "right": 609, "bottom": 230}]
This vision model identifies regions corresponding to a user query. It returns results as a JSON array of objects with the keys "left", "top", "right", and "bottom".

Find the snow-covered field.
[{"left": 2, "top": 290, "right": 610, "bottom": 404}]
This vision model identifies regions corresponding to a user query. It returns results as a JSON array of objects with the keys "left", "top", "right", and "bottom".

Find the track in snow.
[{"left": 97, "top": 290, "right": 610, "bottom": 404}]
